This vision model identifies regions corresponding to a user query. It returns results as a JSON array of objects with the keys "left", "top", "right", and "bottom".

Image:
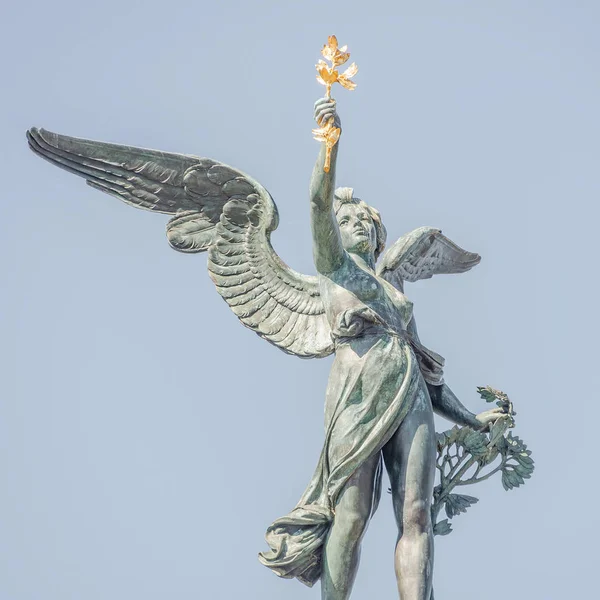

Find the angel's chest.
[
  {"left": 339, "top": 266, "right": 384, "bottom": 302},
  {"left": 325, "top": 265, "right": 414, "bottom": 329}
]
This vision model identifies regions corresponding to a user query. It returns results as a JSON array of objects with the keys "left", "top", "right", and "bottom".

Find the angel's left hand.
[{"left": 474, "top": 406, "right": 510, "bottom": 431}]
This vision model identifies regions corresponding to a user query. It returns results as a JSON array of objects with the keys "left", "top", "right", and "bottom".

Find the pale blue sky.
[{"left": 2, "top": 1, "right": 598, "bottom": 598}]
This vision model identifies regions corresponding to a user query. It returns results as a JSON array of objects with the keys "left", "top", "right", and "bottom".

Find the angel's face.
[{"left": 336, "top": 202, "right": 377, "bottom": 257}]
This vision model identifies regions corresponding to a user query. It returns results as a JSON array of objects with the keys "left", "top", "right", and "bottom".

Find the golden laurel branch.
[{"left": 312, "top": 35, "right": 358, "bottom": 172}]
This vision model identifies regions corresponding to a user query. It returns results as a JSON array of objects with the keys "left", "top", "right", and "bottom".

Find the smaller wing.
[{"left": 377, "top": 226, "right": 481, "bottom": 291}]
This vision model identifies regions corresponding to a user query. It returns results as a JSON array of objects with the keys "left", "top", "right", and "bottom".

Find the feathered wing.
[
  {"left": 377, "top": 226, "right": 481, "bottom": 291},
  {"left": 27, "top": 128, "right": 333, "bottom": 358}
]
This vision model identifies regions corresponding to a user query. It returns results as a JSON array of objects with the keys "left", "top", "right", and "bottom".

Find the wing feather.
[
  {"left": 241, "top": 298, "right": 280, "bottom": 329},
  {"left": 207, "top": 260, "right": 249, "bottom": 277},
  {"left": 27, "top": 128, "right": 197, "bottom": 213},
  {"left": 209, "top": 270, "right": 256, "bottom": 289},
  {"left": 208, "top": 191, "right": 333, "bottom": 357},
  {"left": 269, "top": 312, "right": 302, "bottom": 344}
]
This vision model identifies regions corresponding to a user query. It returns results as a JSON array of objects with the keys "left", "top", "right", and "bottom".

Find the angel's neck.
[{"left": 350, "top": 251, "right": 375, "bottom": 273}]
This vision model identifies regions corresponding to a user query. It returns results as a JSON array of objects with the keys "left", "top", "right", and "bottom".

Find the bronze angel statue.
[{"left": 27, "top": 97, "right": 507, "bottom": 600}]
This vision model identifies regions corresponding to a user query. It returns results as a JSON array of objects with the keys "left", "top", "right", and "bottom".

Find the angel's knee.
[
  {"left": 333, "top": 506, "right": 371, "bottom": 544},
  {"left": 402, "top": 498, "right": 431, "bottom": 537}
]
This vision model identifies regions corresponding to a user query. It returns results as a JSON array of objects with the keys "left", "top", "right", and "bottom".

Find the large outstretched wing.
[
  {"left": 377, "top": 226, "right": 481, "bottom": 291},
  {"left": 27, "top": 128, "right": 333, "bottom": 358}
]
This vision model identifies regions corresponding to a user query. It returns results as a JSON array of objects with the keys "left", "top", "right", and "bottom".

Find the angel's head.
[{"left": 334, "top": 187, "right": 387, "bottom": 261}]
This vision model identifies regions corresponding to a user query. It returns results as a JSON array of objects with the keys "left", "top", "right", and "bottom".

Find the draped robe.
[{"left": 259, "top": 267, "right": 444, "bottom": 587}]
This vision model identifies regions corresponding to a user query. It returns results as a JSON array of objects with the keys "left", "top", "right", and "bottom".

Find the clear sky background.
[{"left": 1, "top": 1, "right": 598, "bottom": 598}]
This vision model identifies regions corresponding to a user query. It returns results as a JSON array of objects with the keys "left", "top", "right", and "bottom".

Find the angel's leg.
[
  {"left": 321, "top": 452, "right": 380, "bottom": 600},
  {"left": 383, "top": 380, "right": 436, "bottom": 600}
]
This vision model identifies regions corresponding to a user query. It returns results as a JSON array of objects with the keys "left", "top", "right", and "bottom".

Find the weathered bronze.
[{"left": 26, "top": 36, "right": 533, "bottom": 600}]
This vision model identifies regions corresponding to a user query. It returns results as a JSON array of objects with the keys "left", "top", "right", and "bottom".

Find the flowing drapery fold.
[{"left": 259, "top": 322, "right": 428, "bottom": 585}]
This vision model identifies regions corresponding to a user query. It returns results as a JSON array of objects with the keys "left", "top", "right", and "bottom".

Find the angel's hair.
[{"left": 333, "top": 187, "right": 387, "bottom": 260}]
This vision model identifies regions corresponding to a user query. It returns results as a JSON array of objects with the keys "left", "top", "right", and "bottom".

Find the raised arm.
[
  {"left": 309, "top": 99, "right": 345, "bottom": 274},
  {"left": 407, "top": 316, "right": 507, "bottom": 429}
]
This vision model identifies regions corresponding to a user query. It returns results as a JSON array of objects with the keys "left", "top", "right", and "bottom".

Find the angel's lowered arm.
[
  {"left": 406, "top": 316, "right": 481, "bottom": 429},
  {"left": 310, "top": 99, "right": 345, "bottom": 274}
]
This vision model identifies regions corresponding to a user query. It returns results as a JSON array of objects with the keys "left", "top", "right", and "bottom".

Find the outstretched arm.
[
  {"left": 407, "top": 316, "right": 506, "bottom": 429},
  {"left": 310, "top": 99, "right": 345, "bottom": 274}
]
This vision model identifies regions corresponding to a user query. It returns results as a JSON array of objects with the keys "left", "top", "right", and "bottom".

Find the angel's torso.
[{"left": 319, "top": 253, "right": 414, "bottom": 337}]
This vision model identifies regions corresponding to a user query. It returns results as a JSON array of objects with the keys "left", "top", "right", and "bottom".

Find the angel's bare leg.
[
  {"left": 383, "top": 381, "right": 436, "bottom": 600},
  {"left": 321, "top": 452, "right": 380, "bottom": 600}
]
